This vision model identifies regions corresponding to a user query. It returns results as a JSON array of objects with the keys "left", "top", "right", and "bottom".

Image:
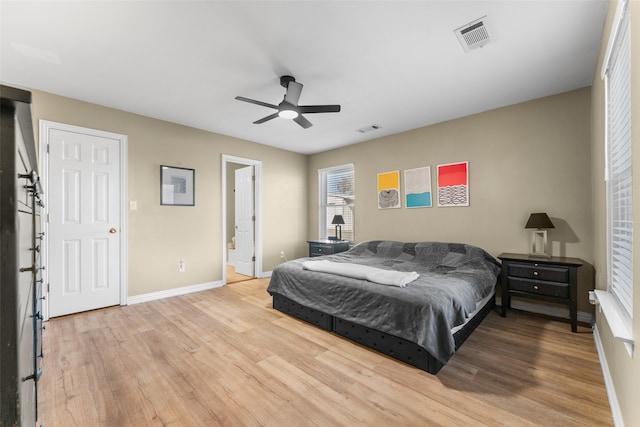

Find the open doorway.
[{"left": 221, "top": 155, "right": 263, "bottom": 285}]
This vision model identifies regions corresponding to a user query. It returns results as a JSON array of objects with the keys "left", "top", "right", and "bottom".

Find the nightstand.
[
  {"left": 498, "top": 253, "right": 583, "bottom": 332},
  {"left": 308, "top": 240, "right": 350, "bottom": 257}
]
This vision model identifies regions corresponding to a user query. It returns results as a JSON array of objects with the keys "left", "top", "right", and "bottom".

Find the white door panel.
[
  {"left": 235, "top": 166, "right": 254, "bottom": 277},
  {"left": 48, "top": 128, "right": 121, "bottom": 317}
]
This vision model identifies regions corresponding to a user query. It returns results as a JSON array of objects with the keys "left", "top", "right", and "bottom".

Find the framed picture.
[
  {"left": 377, "top": 170, "right": 401, "bottom": 209},
  {"left": 404, "top": 166, "right": 432, "bottom": 208},
  {"left": 161, "top": 165, "right": 195, "bottom": 206},
  {"left": 437, "top": 161, "right": 469, "bottom": 207}
]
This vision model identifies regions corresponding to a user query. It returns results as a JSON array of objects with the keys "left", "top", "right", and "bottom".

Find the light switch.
[{"left": 130, "top": 201, "right": 137, "bottom": 210}]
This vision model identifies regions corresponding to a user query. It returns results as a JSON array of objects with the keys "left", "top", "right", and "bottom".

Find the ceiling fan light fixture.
[
  {"left": 235, "top": 75, "right": 340, "bottom": 128},
  {"left": 278, "top": 109, "right": 299, "bottom": 119}
]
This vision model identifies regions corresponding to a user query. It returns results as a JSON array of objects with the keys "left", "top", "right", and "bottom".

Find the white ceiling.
[{"left": 1, "top": 1, "right": 608, "bottom": 155}]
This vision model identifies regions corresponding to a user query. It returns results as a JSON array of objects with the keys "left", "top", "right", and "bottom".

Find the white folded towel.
[{"left": 302, "top": 260, "right": 419, "bottom": 287}]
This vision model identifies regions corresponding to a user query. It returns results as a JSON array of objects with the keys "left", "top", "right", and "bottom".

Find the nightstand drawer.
[
  {"left": 310, "top": 244, "right": 333, "bottom": 256},
  {"left": 508, "top": 278, "right": 569, "bottom": 298},
  {"left": 508, "top": 262, "right": 569, "bottom": 283},
  {"left": 308, "top": 240, "right": 350, "bottom": 257}
]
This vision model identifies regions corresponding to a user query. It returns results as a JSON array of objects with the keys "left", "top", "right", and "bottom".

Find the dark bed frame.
[{"left": 271, "top": 292, "right": 496, "bottom": 375}]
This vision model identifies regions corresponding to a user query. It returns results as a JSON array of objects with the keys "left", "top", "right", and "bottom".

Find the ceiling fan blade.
[
  {"left": 293, "top": 114, "right": 313, "bottom": 129},
  {"left": 235, "top": 96, "right": 278, "bottom": 110},
  {"left": 253, "top": 112, "right": 279, "bottom": 124},
  {"left": 298, "top": 104, "right": 341, "bottom": 114},
  {"left": 284, "top": 81, "right": 303, "bottom": 105}
]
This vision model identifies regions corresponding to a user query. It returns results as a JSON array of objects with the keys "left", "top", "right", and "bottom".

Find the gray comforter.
[{"left": 267, "top": 240, "right": 500, "bottom": 363}]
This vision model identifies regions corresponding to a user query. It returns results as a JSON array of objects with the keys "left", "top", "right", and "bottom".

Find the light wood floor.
[
  {"left": 39, "top": 278, "right": 613, "bottom": 426},
  {"left": 226, "top": 264, "right": 253, "bottom": 284}
]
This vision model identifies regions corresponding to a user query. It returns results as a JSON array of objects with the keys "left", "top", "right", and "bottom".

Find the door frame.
[
  {"left": 234, "top": 165, "right": 255, "bottom": 277},
  {"left": 39, "top": 120, "right": 128, "bottom": 320},
  {"left": 221, "top": 154, "right": 262, "bottom": 283}
]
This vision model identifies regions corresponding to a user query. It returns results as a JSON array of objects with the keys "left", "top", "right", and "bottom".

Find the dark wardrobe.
[{"left": 1, "top": 84, "right": 44, "bottom": 426}]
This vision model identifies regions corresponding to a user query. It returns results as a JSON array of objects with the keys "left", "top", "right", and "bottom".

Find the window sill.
[{"left": 593, "top": 290, "right": 634, "bottom": 357}]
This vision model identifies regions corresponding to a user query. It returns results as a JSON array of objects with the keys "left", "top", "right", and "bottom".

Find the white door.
[
  {"left": 47, "top": 126, "right": 123, "bottom": 317},
  {"left": 235, "top": 166, "right": 255, "bottom": 277}
]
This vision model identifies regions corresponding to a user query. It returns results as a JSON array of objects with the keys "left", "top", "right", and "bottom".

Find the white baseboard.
[
  {"left": 496, "top": 297, "right": 593, "bottom": 324},
  {"left": 592, "top": 324, "right": 624, "bottom": 427},
  {"left": 127, "top": 280, "right": 223, "bottom": 305},
  {"left": 127, "top": 271, "right": 274, "bottom": 305}
]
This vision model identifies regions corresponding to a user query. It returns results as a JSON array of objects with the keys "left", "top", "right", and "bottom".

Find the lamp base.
[
  {"left": 528, "top": 252, "right": 552, "bottom": 259},
  {"left": 529, "top": 229, "right": 551, "bottom": 258}
]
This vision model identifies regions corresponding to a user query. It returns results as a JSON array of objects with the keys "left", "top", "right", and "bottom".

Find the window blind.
[
  {"left": 319, "top": 164, "right": 355, "bottom": 241},
  {"left": 605, "top": 10, "right": 632, "bottom": 315}
]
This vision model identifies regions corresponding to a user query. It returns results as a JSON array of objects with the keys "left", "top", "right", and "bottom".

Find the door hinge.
[
  {"left": 252, "top": 175, "right": 256, "bottom": 182},
  {"left": 46, "top": 144, "right": 50, "bottom": 154},
  {"left": 47, "top": 283, "right": 50, "bottom": 293},
  {"left": 252, "top": 256, "right": 255, "bottom": 262},
  {"left": 252, "top": 215, "right": 255, "bottom": 221}
]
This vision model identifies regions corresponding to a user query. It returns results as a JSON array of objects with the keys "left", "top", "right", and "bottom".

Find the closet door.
[{"left": 47, "top": 126, "right": 122, "bottom": 317}]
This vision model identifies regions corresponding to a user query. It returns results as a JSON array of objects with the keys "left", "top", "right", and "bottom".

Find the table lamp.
[
  {"left": 331, "top": 215, "right": 345, "bottom": 241},
  {"left": 525, "top": 212, "right": 554, "bottom": 258}
]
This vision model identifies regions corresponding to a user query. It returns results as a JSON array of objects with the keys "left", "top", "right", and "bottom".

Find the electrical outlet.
[
  {"left": 280, "top": 251, "right": 285, "bottom": 259},
  {"left": 179, "top": 260, "right": 185, "bottom": 272}
]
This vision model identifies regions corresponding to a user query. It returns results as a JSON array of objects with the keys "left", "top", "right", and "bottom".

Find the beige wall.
[
  {"left": 309, "top": 88, "right": 594, "bottom": 312},
  {"left": 591, "top": 1, "right": 640, "bottom": 426},
  {"left": 31, "top": 90, "right": 308, "bottom": 297}
]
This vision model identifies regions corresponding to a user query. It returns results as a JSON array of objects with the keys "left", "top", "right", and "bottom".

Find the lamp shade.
[
  {"left": 331, "top": 215, "right": 345, "bottom": 225},
  {"left": 525, "top": 213, "right": 555, "bottom": 229}
]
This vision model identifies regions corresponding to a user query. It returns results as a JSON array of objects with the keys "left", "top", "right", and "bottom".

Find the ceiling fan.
[{"left": 235, "top": 75, "right": 341, "bottom": 129}]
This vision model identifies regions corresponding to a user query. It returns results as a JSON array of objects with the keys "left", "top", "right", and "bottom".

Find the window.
[
  {"left": 604, "top": 1, "right": 632, "bottom": 316},
  {"left": 319, "top": 164, "right": 355, "bottom": 242}
]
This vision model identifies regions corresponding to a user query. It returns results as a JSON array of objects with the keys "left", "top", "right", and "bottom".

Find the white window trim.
[
  {"left": 600, "top": 0, "right": 630, "bottom": 80},
  {"left": 599, "top": 0, "right": 633, "bottom": 358},
  {"left": 318, "top": 163, "right": 355, "bottom": 241},
  {"left": 594, "top": 290, "right": 633, "bottom": 357}
]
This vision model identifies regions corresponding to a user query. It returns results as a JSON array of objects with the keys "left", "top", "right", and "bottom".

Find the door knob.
[{"left": 109, "top": 227, "right": 117, "bottom": 234}]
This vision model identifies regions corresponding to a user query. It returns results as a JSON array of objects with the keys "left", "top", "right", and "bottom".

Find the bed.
[{"left": 267, "top": 240, "right": 501, "bottom": 374}]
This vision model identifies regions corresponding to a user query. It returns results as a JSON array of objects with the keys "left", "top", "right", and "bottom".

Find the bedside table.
[
  {"left": 498, "top": 253, "right": 583, "bottom": 332},
  {"left": 308, "top": 240, "right": 350, "bottom": 257}
]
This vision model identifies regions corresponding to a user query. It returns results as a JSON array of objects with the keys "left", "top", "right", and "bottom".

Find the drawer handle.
[
  {"left": 533, "top": 271, "right": 539, "bottom": 277},
  {"left": 533, "top": 285, "right": 539, "bottom": 290}
]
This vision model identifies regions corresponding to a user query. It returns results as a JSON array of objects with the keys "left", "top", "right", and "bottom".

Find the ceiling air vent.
[
  {"left": 357, "top": 124, "right": 382, "bottom": 133},
  {"left": 454, "top": 16, "right": 492, "bottom": 53}
]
